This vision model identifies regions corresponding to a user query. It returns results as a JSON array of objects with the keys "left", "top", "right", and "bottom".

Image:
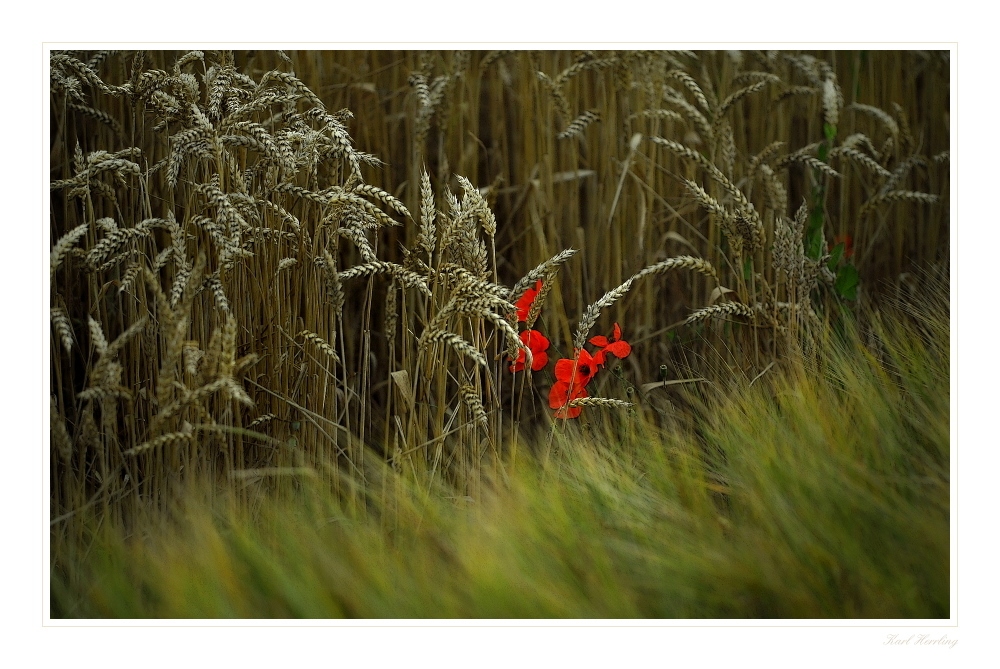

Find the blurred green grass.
[{"left": 51, "top": 288, "right": 948, "bottom": 619}]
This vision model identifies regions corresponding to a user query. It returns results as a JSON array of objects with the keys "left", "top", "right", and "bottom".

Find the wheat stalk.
[
  {"left": 859, "top": 191, "right": 939, "bottom": 218},
  {"left": 557, "top": 110, "right": 601, "bottom": 140},
  {"left": 417, "top": 168, "right": 437, "bottom": 257},
  {"left": 510, "top": 248, "right": 578, "bottom": 302},
  {"left": 661, "top": 88, "right": 714, "bottom": 144},
  {"left": 50, "top": 396, "right": 73, "bottom": 462},
  {"left": 665, "top": 70, "right": 710, "bottom": 113},
  {"left": 50, "top": 307, "right": 74, "bottom": 353},
  {"left": 574, "top": 278, "right": 635, "bottom": 349},
  {"left": 339, "top": 261, "right": 432, "bottom": 297},
  {"left": 459, "top": 384, "right": 489, "bottom": 429},
  {"left": 634, "top": 256, "right": 719, "bottom": 282},
  {"left": 850, "top": 103, "right": 899, "bottom": 138},
  {"left": 715, "top": 80, "right": 769, "bottom": 121},
  {"left": 299, "top": 330, "right": 340, "bottom": 363},
  {"left": 566, "top": 397, "right": 634, "bottom": 410},
  {"left": 124, "top": 431, "right": 193, "bottom": 457},
  {"left": 419, "top": 330, "right": 488, "bottom": 367},
  {"left": 685, "top": 301, "right": 756, "bottom": 324},
  {"left": 835, "top": 146, "right": 892, "bottom": 179}
]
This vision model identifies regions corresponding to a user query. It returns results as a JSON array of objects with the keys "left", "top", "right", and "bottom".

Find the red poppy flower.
[
  {"left": 830, "top": 234, "right": 854, "bottom": 259},
  {"left": 509, "top": 329, "right": 550, "bottom": 373},
  {"left": 589, "top": 322, "right": 631, "bottom": 367},
  {"left": 549, "top": 379, "right": 588, "bottom": 419},
  {"left": 554, "top": 347, "right": 600, "bottom": 388},
  {"left": 549, "top": 348, "right": 600, "bottom": 418},
  {"left": 515, "top": 280, "right": 543, "bottom": 322}
]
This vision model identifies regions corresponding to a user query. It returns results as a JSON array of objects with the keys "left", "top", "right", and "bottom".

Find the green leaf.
[
  {"left": 805, "top": 229, "right": 824, "bottom": 260},
  {"left": 818, "top": 141, "right": 829, "bottom": 162},
  {"left": 824, "top": 123, "right": 837, "bottom": 143},
  {"left": 828, "top": 242, "right": 845, "bottom": 269},
  {"left": 743, "top": 257, "right": 754, "bottom": 282},
  {"left": 835, "top": 263, "right": 860, "bottom": 300}
]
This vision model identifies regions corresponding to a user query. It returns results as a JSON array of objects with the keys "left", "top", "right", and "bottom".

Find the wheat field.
[{"left": 48, "top": 49, "right": 949, "bottom": 619}]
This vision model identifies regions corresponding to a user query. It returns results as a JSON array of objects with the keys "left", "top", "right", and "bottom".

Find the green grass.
[{"left": 51, "top": 290, "right": 949, "bottom": 619}]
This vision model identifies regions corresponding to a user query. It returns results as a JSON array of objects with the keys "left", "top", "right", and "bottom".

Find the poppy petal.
[
  {"left": 530, "top": 350, "right": 549, "bottom": 371},
  {"left": 514, "top": 281, "right": 543, "bottom": 322},
  {"left": 522, "top": 329, "right": 550, "bottom": 352},
  {"left": 605, "top": 340, "right": 631, "bottom": 359},
  {"left": 549, "top": 380, "right": 571, "bottom": 408},
  {"left": 612, "top": 322, "right": 622, "bottom": 340},
  {"left": 554, "top": 358, "right": 576, "bottom": 382},
  {"left": 589, "top": 335, "right": 609, "bottom": 347}
]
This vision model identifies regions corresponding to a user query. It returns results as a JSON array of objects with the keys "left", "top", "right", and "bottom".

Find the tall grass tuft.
[{"left": 51, "top": 281, "right": 948, "bottom": 618}]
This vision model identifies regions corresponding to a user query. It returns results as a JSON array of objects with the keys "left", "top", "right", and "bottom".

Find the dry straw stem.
[{"left": 685, "top": 301, "right": 756, "bottom": 325}]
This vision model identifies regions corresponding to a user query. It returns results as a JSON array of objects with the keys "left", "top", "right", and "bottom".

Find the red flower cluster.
[
  {"left": 509, "top": 329, "right": 549, "bottom": 372},
  {"left": 515, "top": 280, "right": 542, "bottom": 322},
  {"left": 589, "top": 322, "right": 632, "bottom": 366},
  {"left": 509, "top": 280, "right": 549, "bottom": 373},
  {"left": 549, "top": 323, "right": 631, "bottom": 419},
  {"left": 508, "top": 280, "right": 632, "bottom": 420}
]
